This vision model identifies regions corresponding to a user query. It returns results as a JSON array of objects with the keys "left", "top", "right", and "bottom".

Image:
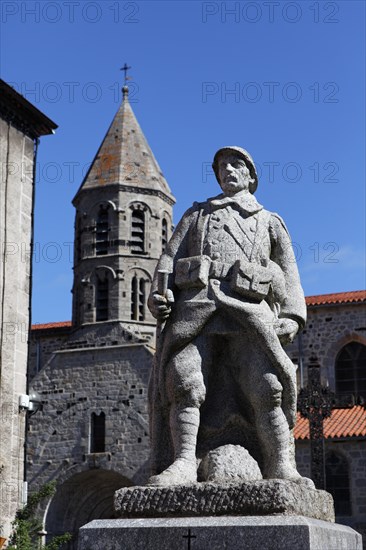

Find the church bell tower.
[{"left": 71, "top": 84, "right": 175, "bottom": 341}]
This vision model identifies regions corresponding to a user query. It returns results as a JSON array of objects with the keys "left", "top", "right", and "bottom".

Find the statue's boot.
[
  {"left": 260, "top": 407, "right": 302, "bottom": 480},
  {"left": 148, "top": 406, "right": 199, "bottom": 486}
]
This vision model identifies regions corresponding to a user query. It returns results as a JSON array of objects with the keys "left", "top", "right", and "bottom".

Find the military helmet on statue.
[{"left": 212, "top": 146, "right": 258, "bottom": 194}]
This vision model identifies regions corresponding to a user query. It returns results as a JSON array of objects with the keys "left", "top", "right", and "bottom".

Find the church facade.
[
  {"left": 27, "top": 86, "right": 174, "bottom": 546},
  {"left": 26, "top": 87, "right": 366, "bottom": 546}
]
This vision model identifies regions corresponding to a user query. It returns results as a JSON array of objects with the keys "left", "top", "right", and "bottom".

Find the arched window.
[
  {"left": 96, "top": 275, "right": 109, "bottom": 321},
  {"left": 139, "top": 279, "right": 145, "bottom": 321},
  {"left": 335, "top": 342, "right": 366, "bottom": 399},
  {"left": 76, "top": 216, "right": 82, "bottom": 262},
  {"left": 90, "top": 412, "right": 105, "bottom": 453},
  {"left": 325, "top": 451, "right": 351, "bottom": 516},
  {"left": 96, "top": 205, "right": 109, "bottom": 256},
  {"left": 73, "top": 286, "right": 80, "bottom": 326},
  {"left": 131, "top": 210, "right": 145, "bottom": 254},
  {"left": 162, "top": 218, "right": 168, "bottom": 252},
  {"left": 131, "top": 276, "right": 138, "bottom": 320},
  {"left": 131, "top": 276, "right": 146, "bottom": 321}
]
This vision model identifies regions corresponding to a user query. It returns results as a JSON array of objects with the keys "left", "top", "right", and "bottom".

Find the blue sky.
[{"left": 1, "top": 0, "right": 365, "bottom": 323}]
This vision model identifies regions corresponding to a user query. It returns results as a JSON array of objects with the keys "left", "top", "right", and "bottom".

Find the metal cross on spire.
[{"left": 120, "top": 63, "right": 132, "bottom": 85}]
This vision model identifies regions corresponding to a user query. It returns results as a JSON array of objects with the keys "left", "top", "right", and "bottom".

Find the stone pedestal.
[
  {"left": 78, "top": 481, "right": 363, "bottom": 549},
  {"left": 78, "top": 516, "right": 363, "bottom": 550},
  {"left": 113, "top": 480, "right": 334, "bottom": 521}
]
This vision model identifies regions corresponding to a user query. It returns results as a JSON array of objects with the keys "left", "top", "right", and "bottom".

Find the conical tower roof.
[{"left": 73, "top": 86, "right": 174, "bottom": 202}]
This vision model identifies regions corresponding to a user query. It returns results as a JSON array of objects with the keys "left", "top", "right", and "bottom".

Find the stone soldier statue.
[{"left": 148, "top": 146, "right": 307, "bottom": 486}]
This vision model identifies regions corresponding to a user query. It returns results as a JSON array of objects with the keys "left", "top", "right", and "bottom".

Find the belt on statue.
[{"left": 209, "top": 260, "right": 233, "bottom": 280}]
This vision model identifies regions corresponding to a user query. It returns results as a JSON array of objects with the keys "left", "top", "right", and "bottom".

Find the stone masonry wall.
[
  {"left": 287, "top": 302, "right": 366, "bottom": 391},
  {"left": 0, "top": 119, "right": 35, "bottom": 541},
  {"left": 28, "top": 327, "right": 71, "bottom": 380},
  {"left": 27, "top": 343, "right": 153, "bottom": 492},
  {"left": 296, "top": 439, "right": 366, "bottom": 539}
]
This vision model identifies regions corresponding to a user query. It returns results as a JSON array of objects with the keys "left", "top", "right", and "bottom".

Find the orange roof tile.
[
  {"left": 306, "top": 290, "right": 366, "bottom": 306},
  {"left": 295, "top": 406, "right": 366, "bottom": 440},
  {"left": 31, "top": 321, "right": 72, "bottom": 331}
]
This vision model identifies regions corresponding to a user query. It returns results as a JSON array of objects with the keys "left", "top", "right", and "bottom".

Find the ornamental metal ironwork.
[{"left": 297, "top": 356, "right": 336, "bottom": 489}]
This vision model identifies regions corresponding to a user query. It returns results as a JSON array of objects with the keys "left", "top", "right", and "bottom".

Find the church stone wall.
[
  {"left": 27, "top": 343, "right": 153, "bottom": 493},
  {"left": 287, "top": 302, "right": 366, "bottom": 390},
  {"left": 28, "top": 327, "right": 71, "bottom": 380},
  {"left": 28, "top": 321, "right": 155, "bottom": 383},
  {"left": 296, "top": 439, "right": 366, "bottom": 539}
]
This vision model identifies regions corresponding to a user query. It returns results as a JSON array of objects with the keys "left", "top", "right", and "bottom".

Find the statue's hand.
[
  {"left": 274, "top": 318, "right": 299, "bottom": 345},
  {"left": 148, "top": 290, "right": 174, "bottom": 321}
]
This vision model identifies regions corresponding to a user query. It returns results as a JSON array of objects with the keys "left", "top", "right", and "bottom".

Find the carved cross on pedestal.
[
  {"left": 182, "top": 529, "right": 196, "bottom": 549},
  {"left": 297, "top": 356, "right": 336, "bottom": 489}
]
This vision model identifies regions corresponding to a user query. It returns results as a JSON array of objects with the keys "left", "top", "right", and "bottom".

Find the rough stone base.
[
  {"left": 78, "top": 516, "right": 363, "bottom": 550},
  {"left": 114, "top": 480, "right": 334, "bottom": 522}
]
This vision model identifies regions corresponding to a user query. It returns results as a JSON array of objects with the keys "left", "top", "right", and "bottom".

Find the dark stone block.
[{"left": 114, "top": 479, "right": 334, "bottom": 522}]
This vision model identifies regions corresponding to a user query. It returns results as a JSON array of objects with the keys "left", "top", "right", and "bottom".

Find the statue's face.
[{"left": 217, "top": 153, "right": 254, "bottom": 196}]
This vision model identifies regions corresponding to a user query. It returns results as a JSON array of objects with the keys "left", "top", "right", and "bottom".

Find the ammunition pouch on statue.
[
  {"left": 175, "top": 256, "right": 283, "bottom": 303},
  {"left": 175, "top": 255, "right": 211, "bottom": 289},
  {"left": 231, "top": 259, "right": 272, "bottom": 301}
]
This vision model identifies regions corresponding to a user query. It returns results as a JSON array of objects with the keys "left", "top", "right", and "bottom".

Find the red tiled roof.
[
  {"left": 306, "top": 290, "right": 366, "bottom": 306},
  {"left": 295, "top": 406, "right": 366, "bottom": 440},
  {"left": 31, "top": 321, "right": 72, "bottom": 331},
  {"left": 30, "top": 292, "right": 365, "bottom": 331}
]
